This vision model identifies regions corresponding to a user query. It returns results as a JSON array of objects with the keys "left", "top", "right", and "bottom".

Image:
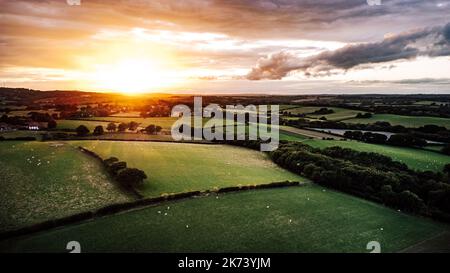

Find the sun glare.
[{"left": 90, "top": 59, "right": 181, "bottom": 95}]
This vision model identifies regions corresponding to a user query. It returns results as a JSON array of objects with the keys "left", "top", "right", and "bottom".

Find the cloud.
[{"left": 247, "top": 22, "right": 450, "bottom": 80}]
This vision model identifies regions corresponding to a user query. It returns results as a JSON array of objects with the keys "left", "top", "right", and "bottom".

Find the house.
[{"left": 26, "top": 122, "right": 40, "bottom": 130}]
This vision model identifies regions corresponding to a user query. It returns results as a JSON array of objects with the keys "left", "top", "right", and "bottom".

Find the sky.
[{"left": 1, "top": 0, "right": 450, "bottom": 94}]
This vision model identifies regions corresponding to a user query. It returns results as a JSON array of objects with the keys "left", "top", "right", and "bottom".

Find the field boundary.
[
  {"left": 78, "top": 146, "right": 144, "bottom": 199},
  {"left": 0, "top": 181, "right": 306, "bottom": 241},
  {"left": 47, "top": 137, "right": 219, "bottom": 145}
]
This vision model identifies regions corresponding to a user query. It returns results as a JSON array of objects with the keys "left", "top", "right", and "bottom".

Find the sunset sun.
[{"left": 90, "top": 59, "right": 181, "bottom": 95}]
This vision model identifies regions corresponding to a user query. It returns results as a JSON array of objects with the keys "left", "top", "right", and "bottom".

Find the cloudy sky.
[{"left": 1, "top": 0, "right": 450, "bottom": 94}]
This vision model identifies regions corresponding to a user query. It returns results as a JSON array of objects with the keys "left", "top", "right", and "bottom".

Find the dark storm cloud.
[
  {"left": 247, "top": 22, "right": 450, "bottom": 80},
  {"left": 2, "top": 0, "right": 450, "bottom": 88},
  {"left": 2, "top": 0, "right": 450, "bottom": 41}
]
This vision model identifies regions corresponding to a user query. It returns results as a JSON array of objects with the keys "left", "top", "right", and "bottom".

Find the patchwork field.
[
  {"left": 307, "top": 107, "right": 366, "bottom": 121},
  {"left": 302, "top": 139, "right": 450, "bottom": 172},
  {"left": 280, "top": 126, "right": 340, "bottom": 139},
  {"left": 2, "top": 185, "right": 446, "bottom": 253},
  {"left": 345, "top": 114, "right": 450, "bottom": 128},
  {"left": 282, "top": 107, "right": 366, "bottom": 121},
  {"left": 56, "top": 120, "right": 118, "bottom": 131},
  {"left": 69, "top": 141, "right": 306, "bottom": 197},
  {"left": 3, "top": 110, "right": 60, "bottom": 117},
  {"left": 0, "top": 141, "right": 132, "bottom": 233},
  {"left": 0, "top": 130, "right": 45, "bottom": 140}
]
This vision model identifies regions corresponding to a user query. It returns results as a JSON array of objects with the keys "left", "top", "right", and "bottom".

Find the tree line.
[
  {"left": 75, "top": 122, "right": 163, "bottom": 136},
  {"left": 227, "top": 140, "right": 450, "bottom": 223}
]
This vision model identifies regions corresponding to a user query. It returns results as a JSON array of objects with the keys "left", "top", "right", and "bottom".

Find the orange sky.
[{"left": 1, "top": 0, "right": 450, "bottom": 94}]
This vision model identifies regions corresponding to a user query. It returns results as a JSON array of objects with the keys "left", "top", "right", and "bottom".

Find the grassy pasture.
[
  {"left": 2, "top": 185, "right": 446, "bottom": 253},
  {"left": 307, "top": 107, "right": 366, "bottom": 121},
  {"left": 345, "top": 114, "right": 450, "bottom": 128},
  {"left": 283, "top": 106, "right": 323, "bottom": 115},
  {"left": 69, "top": 141, "right": 305, "bottom": 197},
  {"left": 0, "top": 141, "right": 131, "bottom": 232},
  {"left": 0, "top": 130, "right": 45, "bottom": 140},
  {"left": 110, "top": 111, "right": 141, "bottom": 117},
  {"left": 302, "top": 139, "right": 450, "bottom": 172},
  {"left": 56, "top": 120, "right": 118, "bottom": 131},
  {"left": 76, "top": 117, "right": 240, "bottom": 131},
  {"left": 4, "top": 110, "right": 60, "bottom": 117},
  {"left": 282, "top": 106, "right": 365, "bottom": 121}
]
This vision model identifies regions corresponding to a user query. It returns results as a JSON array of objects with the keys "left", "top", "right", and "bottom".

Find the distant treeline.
[
  {"left": 228, "top": 140, "right": 450, "bottom": 223},
  {"left": 342, "top": 131, "right": 427, "bottom": 148},
  {"left": 299, "top": 98, "right": 450, "bottom": 118},
  {"left": 284, "top": 118, "right": 450, "bottom": 144}
]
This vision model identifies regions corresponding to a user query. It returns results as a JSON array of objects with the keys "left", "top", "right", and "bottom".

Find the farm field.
[
  {"left": 0, "top": 141, "right": 132, "bottom": 233},
  {"left": 345, "top": 114, "right": 450, "bottom": 128},
  {"left": 302, "top": 139, "right": 450, "bottom": 172},
  {"left": 282, "top": 106, "right": 323, "bottom": 115},
  {"left": 0, "top": 130, "right": 45, "bottom": 140},
  {"left": 280, "top": 126, "right": 341, "bottom": 139},
  {"left": 78, "top": 117, "right": 177, "bottom": 130},
  {"left": 307, "top": 107, "right": 366, "bottom": 121},
  {"left": 282, "top": 106, "right": 366, "bottom": 121},
  {"left": 56, "top": 120, "right": 117, "bottom": 131},
  {"left": 2, "top": 109, "right": 60, "bottom": 117},
  {"left": 424, "top": 145, "right": 445, "bottom": 152},
  {"left": 216, "top": 124, "right": 311, "bottom": 141},
  {"left": 110, "top": 111, "right": 141, "bottom": 117},
  {"left": 69, "top": 141, "right": 306, "bottom": 197},
  {"left": 1, "top": 185, "right": 446, "bottom": 253},
  {"left": 77, "top": 117, "right": 240, "bottom": 130}
]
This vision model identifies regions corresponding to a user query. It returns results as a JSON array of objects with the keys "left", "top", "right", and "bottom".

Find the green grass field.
[
  {"left": 56, "top": 120, "right": 118, "bottom": 131},
  {"left": 0, "top": 141, "right": 132, "bottom": 232},
  {"left": 307, "top": 107, "right": 366, "bottom": 121},
  {"left": 69, "top": 141, "right": 305, "bottom": 197},
  {"left": 345, "top": 114, "right": 450, "bottom": 128},
  {"left": 0, "top": 130, "right": 45, "bottom": 140},
  {"left": 110, "top": 111, "right": 141, "bottom": 117},
  {"left": 2, "top": 185, "right": 446, "bottom": 253},
  {"left": 302, "top": 139, "right": 450, "bottom": 172},
  {"left": 4, "top": 110, "right": 60, "bottom": 117},
  {"left": 282, "top": 106, "right": 323, "bottom": 115},
  {"left": 282, "top": 107, "right": 365, "bottom": 121},
  {"left": 75, "top": 117, "right": 240, "bottom": 131}
]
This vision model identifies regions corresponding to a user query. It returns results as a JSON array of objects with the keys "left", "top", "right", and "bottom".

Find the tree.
[
  {"left": 116, "top": 168, "right": 147, "bottom": 188},
  {"left": 103, "top": 157, "right": 119, "bottom": 166},
  {"left": 47, "top": 119, "right": 57, "bottom": 129},
  {"left": 106, "top": 122, "right": 117, "bottom": 132},
  {"left": 397, "top": 190, "right": 425, "bottom": 213},
  {"left": 128, "top": 121, "right": 139, "bottom": 131},
  {"left": 362, "top": 132, "right": 387, "bottom": 144},
  {"left": 388, "top": 134, "right": 426, "bottom": 147},
  {"left": 0, "top": 114, "right": 8, "bottom": 123},
  {"left": 108, "top": 161, "right": 127, "bottom": 175},
  {"left": 118, "top": 122, "right": 128, "bottom": 132},
  {"left": 442, "top": 145, "right": 450, "bottom": 156},
  {"left": 145, "top": 124, "right": 156, "bottom": 135},
  {"left": 93, "top": 125, "right": 104, "bottom": 136},
  {"left": 76, "top": 125, "right": 90, "bottom": 136},
  {"left": 444, "top": 164, "right": 450, "bottom": 174}
]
